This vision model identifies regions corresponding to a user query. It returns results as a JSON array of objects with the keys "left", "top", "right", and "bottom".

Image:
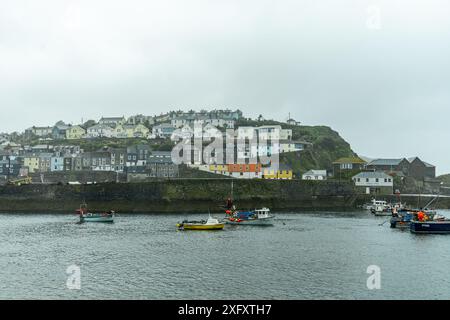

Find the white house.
[
  {"left": 152, "top": 123, "right": 176, "bottom": 139},
  {"left": 86, "top": 124, "right": 114, "bottom": 138},
  {"left": 352, "top": 171, "right": 394, "bottom": 195},
  {"left": 302, "top": 170, "right": 327, "bottom": 180},
  {"left": 279, "top": 140, "right": 307, "bottom": 153},
  {"left": 257, "top": 126, "right": 292, "bottom": 141}
]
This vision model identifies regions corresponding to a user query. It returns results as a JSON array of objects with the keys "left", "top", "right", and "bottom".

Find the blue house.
[
  {"left": 52, "top": 121, "right": 71, "bottom": 140},
  {"left": 50, "top": 156, "right": 65, "bottom": 171}
]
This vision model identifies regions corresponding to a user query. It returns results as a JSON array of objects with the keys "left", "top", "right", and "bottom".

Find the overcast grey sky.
[{"left": 1, "top": 0, "right": 449, "bottom": 173}]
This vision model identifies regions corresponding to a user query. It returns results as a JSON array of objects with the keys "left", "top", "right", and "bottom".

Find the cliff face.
[{"left": 0, "top": 180, "right": 356, "bottom": 213}]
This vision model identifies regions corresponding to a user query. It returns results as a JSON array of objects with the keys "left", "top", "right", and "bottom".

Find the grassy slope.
[{"left": 437, "top": 174, "right": 450, "bottom": 185}]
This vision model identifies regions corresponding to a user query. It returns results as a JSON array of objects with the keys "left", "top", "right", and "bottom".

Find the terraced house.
[
  {"left": 98, "top": 116, "right": 126, "bottom": 127},
  {"left": 23, "top": 154, "right": 40, "bottom": 173},
  {"left": 263, "top": 164, "right": 293, "bottom": 180},
  {"left": 86, "top": 124, "right": 114, "bottom": 138},
  {"left": 25, "top": 126, "right": 53, "bottom": 137}
]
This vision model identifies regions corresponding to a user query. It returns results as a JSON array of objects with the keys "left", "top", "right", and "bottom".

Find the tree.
[{"left": 82, "top": 120, "right": 96, "bottom": 129}]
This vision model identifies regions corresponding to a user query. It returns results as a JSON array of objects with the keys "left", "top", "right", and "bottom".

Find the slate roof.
[
  {"left": 367, "top": 159, "right": 404, "bottom": 166},
  {"left": 353, "top": 171, "right": 392, "bottom": 179}
]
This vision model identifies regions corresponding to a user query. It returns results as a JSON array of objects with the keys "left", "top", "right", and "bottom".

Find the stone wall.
[{"left": 0, "top": 179, "right": 356, "bottom": 213}]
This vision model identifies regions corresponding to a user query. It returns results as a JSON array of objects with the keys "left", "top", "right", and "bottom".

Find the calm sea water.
[{"left": 1, "top": 210, "right": 450, "bottom": 300}]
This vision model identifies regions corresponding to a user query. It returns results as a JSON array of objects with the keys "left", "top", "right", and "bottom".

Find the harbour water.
[{"left": 1, "top": 210, "right": 450, "bottom": 300}]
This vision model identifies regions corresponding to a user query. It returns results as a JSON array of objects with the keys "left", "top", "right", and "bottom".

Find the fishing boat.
[
  {"left": 410, "top": 219, "right": 450, "bottom": 234},
  {"left": 390, "top": 210, "right": 414, "bottom": 229},
  {"left": 222, "top": 180, "right": 274, "bottom": 226},
  {"left": 370, "top": 200, "right": 405, "bottom": 216},
  {"left": 224, "top": 208, "right": 274, "bottom": 226},
  {"left": 409, "top": 211, "right": 449, "bottom": 234},
  {"left": 76, "top": 203, "right": 115, "bottom": 223},
  {"left": 177, "top": 216, "right": 224, "bottom": 231}
]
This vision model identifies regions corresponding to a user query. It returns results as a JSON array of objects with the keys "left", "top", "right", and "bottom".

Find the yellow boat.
[{"left": 177, "top": 216, "right": 224, "bottom": 231}]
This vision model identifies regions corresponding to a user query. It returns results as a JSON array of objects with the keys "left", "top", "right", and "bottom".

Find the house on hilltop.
[
  {"left": 332, "top": 156, "right": 367, "bottom": 177},
  {"left": 98, "top": 116, "right": 126, "bottom": 127}
]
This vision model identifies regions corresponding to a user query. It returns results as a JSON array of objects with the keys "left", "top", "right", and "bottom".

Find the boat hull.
[
  {"left": 371, "top": 209, "right": 391, "bottom": 216},
  {"left": 373, "top": 212, "right": 392, "bottom": 217},
  {"left": 178, "top": 223, "right": 224, "bottom": 230},
  {"left": 80, "top": 215, "right": 114, "bottom": 223},
  {"left": 390, "top": 218, "right": 410, "bottom": 229},
  {"left": 410, "top": 221, "right": 450, "bottom": 234},
  {"left": 224, "top": 217, "right": 274, "bottom": 226}
]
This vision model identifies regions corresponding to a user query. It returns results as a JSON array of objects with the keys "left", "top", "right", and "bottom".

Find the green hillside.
[
  {"left": 283, "top": 126, "right": 355, "bottom": 176},
  {"left": 437, "top": 174, "right": 450, "bottom": 185}
]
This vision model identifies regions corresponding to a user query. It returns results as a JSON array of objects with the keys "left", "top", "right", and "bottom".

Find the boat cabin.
[
  {"left": 371, "top": 199, "right": 387, "bottom": 206},
  {"left": 254, "top": 208, "right": 271, "bottom": 219}
]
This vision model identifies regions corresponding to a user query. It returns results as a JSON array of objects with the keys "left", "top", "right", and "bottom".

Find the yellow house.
[
  {"left": 24, "top": 156, "right": 40, "bottom": 173},
  {"left": 132, "top": 124, "right": 150, "bottom": 138},
  {"left": 263, "top": 168, "right": 278, "bottom": 179},
  {"left": 278, "top": 169, "right": 293, "bottom": 180},
  {"left": 209, "top": 164, "right": 228, "bottom": 174},
  {"left": 114, "top": 124, "right": 127, "bottom": 138},
  {"left": 263, "top": 166, "right": 293, "bottom": 180},
  {"left": 114, "top": 124, "right": 150, "bottom": 138},
  {"left": 66, "top": 125, "right": 86, "bottom": 140}
]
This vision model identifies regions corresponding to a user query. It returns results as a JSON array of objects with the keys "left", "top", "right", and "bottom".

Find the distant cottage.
[
  {"left": 332, "top": 156, "right": 367, "bottom": 176},
  {"left": 302, "top": 170, "right": 327, "bottom": 181}
]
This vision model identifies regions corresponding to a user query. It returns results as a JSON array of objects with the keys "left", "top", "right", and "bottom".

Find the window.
[
  {"left": 376, "top": 178, "right": 379, "bottom": 182},
  {"left": 340, "top": 163, "right": 353, "bottom": 170},
  {"left": 366, "top": 178, "right": 369, "bottom": 182}
]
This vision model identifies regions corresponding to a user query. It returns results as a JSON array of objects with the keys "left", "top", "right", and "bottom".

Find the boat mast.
[{"left": 231, "top": 180, "right": 234, "bottom": 201}]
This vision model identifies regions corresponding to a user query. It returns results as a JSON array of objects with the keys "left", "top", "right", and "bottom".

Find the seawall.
[
  {"left": 1, "top": 180, "right": 447, "bottom": 213},
  {"left": 0, "top": 179, "right": 357, "bottom": 213}
]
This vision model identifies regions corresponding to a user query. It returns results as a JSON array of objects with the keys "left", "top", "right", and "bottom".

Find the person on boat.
[
  {"left": 417, "top": 210, "right": 426, "bottom": 222},
  {"left": 392, "top": 207, "right": 399, "bottom": 217}
]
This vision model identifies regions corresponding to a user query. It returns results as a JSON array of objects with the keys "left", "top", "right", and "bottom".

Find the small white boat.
[
  {"left": 367, "top": 199, "right": 405, "bottom": 216},
  {"left": 177, "top": 216, "right": 224, "bottom": 230},
  {"left": 224, "top": 208, "right": 274, "bottom": 226}
]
